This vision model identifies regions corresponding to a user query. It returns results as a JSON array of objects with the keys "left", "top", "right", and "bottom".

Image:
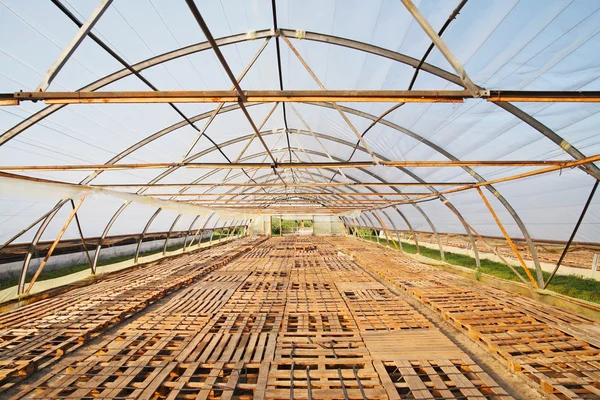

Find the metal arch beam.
[
  {"left": 10, "top": 104, "right": 255, "bottom": 286},
  {"left": 341, "top": 217, "right": 354, "bottom": 237},
  {"left": 207, "top": 160, "right": 401, "bottom": 210},
  {"left": 494, "top": 102, "right": 600, "bottom": 181},
  {"left": 383, "top": 207, "right": 406, "bottom": 252},
  {"left": 361, "top": 213, "right": 381, "bottom": 244},
  {"left": 216, "top": 181, "right": 427, "bottom": 254},
  {"left": 92, "top": 202, "right": 130, "bottom": 273},
  {"left": 5, "top": 114, "right": 531, "bottom": 279},
  {"left": 3, "top": 26, "right": 597, "bottom": 184},
  {"left": 170, "top": 143, "right": 464, "bottom": 257},
  {"left": 190, "top": 212, "right": 215, "bottom": 248},
  {"left": 15, "top": 122, "right": 470, "bottom": 284},
  {"left": 392, "top": 205, "right": 427, "bottom": 256},
  {"left": 1, "top": 201, "right": 66, "bottom": 252},
  {"left": 17, "top": 201, "right": 68, "bottom": 295},
  {"left": 374, "top": 209, "right": 399, "bottom": 250},
  {"left": 163, "top": 214, "right": 182, "bottom": 255},
  {"left": 352, "top": 218, "right": 366, "bottom": 239},
  {"left": 357, "top": 214, "right": 374, "bottom": 241},
  {"left": 86, "top": 94, "right": 544, "bottom": 281},
  {"left": 134, "top": 208, "right": 162, "bottom": 263},
  {"left": 183, "top": 215, "right": 201, "bottom": 252},
  {"left": 310, "top": 102, "right": 538, "bottom": 273},
  {"left": 221, "top": 171, "right": 380, "bottom": 210},
  {"left": 209, "top": 218, "right": 221, "bottom": 244},
  {"left": 0, "top": 32, "right": 268, "bottom": 146},
  {"left": 218, "top": 220, "right": 234, "bottom": 242},
  {"left": 37, "top": 0, "right": 113, "bottom": 92},
  {"left": 364, "top": 214, "right": 381, "bottom": 244},
  {"left": 64, "top": 93, "right": 536, "bottom": 274},
  {"left": 228, "top": 146, "right": 480, "bottom": 264},
  {"left": 2, "top": 19, "right": 587, "bottom": 281},
  {"left": 349, "top": 217, "right": 362, "bottom": 238},
  {"left": 0, "top": 27, "right": 462, "bottom": 145}
]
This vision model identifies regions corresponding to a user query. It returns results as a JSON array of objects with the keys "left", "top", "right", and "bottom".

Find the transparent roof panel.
[{"left": 0, "top": 0, "right": 599, "bottom": 253}]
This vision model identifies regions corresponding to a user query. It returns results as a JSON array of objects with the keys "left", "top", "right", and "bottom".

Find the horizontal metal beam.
[
  {"left": 377, "top": 152, "right": 600, "bottom": 209},
  {"left": 91, "top": 182, "right": 475, "bottom": 188},
  {"left": 0, "top": 159, "right": 579, "bottom": 171},
  {"left": 145, "top": 192, "right": 428, "bottom": 197},
  {"left": 5, "top": 90, "right": 600, "bottom": 105}
]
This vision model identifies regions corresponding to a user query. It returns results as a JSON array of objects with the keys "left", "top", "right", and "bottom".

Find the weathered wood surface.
[
  {"left": 329, "top": 237, "right": 600, "bottom": 400},
  {"left": 7, "top": 237, "right": 514, "bottom": 399}
]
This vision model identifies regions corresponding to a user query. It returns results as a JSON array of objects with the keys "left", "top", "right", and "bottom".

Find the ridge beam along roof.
[
  {"left": 5, "top": 90, "right": 600, "bottom": 105},
  {"left": 0, "top": 159, "right": 587, "bottom": 172}
]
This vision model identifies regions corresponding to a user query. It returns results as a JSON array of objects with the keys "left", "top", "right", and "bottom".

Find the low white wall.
[
  {"left": 0, "top": 231, "right": 213, "bottom": 280},
  {"left": 395, "top": 236, "right": 600, "bottom": 280}
]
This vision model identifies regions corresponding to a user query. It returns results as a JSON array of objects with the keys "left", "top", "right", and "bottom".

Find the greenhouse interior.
[{"left": 1, "top": 0, "right": 600, "bottom": 398}]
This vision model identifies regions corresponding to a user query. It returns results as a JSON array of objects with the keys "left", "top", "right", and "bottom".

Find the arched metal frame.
[
  {"left": 189, "top": 211, "right": 216, "bottom": 249},
  {"left": 200, "top": 143, "right": 480, "bottom": 266},
  {"left": 183, "top": 216, "right": 202, "bottom": 252},
  {"left": 4, "top": 28, "right": 594, "bottom": 288},
  {"left": 162, "top": 214, "right": 182, "bottom": 255},
  {"left": 209, "top": 218, "right": 222, "bottom": 245},
  {"left": 378, "top": 210, "right": 402, "bottom": 251},
  {"left": 134, "top": 208, "right": 162, "bottom": 263}
]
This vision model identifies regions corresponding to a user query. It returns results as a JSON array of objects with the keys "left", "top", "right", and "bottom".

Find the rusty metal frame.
[
  {"left": 162, "top": 214, "right": 182, "bottom": 255},
  {"left": 23, "top": 195, "right": 87, "bottom": 296},
  {"left": 134, "top": 208, "right": 162, "bottom": 263},
  {"left": 182, "top": 216, "right": 201, "bottom": 252},
  {"left": 4, "top": 24, "right": 596, "bottom": 286}
]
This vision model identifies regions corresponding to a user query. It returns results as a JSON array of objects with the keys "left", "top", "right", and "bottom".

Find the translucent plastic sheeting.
[
  {"left": 0, "top": 176, "right": 255, "bottom": 221},
  {"left": 1, "top": 0, "right": 600, "bottom": 247}
]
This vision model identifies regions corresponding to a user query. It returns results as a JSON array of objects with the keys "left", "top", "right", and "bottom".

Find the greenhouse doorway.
[{"left": 271, "top": 217, "right": 314, "bottom": 236}]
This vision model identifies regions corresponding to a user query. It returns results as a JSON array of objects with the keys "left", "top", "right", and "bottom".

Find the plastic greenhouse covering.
[{"left": 1, "top": 0, "right": 600, "bottom": 298}]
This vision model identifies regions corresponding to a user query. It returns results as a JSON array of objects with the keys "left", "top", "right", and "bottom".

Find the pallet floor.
[
  {"left": 7, "top": 236, "right": 591, "bottom": 398},
  {"left": 328, "top": 237, "right": 600, "bottom": 400}
]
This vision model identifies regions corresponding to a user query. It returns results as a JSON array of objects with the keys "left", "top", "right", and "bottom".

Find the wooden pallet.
[
  {"left": 517, "top": 355, "right": 600, "bottom": 399},
  {"left": 159, "top": 361, "right": 265, "bottom": 400},
  {"left": 281, "top": 312, "right": 357, "bottom": 333},
  {"left": 0, "top": 237, "right": 265, "bottom": 393},
  {"left": 265, "top": 360, "right": 388, "bottom": 400},
  {"left": 374, "top": 359, "right": 512, "bottom": 399},
  {"left": 329, "top": 236, "right": 600, "bottom": 400},
  {"left": 7, "top": 237, "right": 518, "bottom": 399}
]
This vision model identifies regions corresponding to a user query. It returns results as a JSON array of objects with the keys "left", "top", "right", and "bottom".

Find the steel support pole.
[
  {"left": 18, "top": 200, "right": 69, "bottom": 295},
  {"left": 544, "top": 180, "right": 599, "bottom": 289},
  {"left": 361, "top": 214, "right": 380, "bottom": 244},
  {"left": 37, "top": 0, "right": 113, "bottom": 91},
  {"left": 476, "top": 187, "right": 538, "bottom": 287},
  {"left": 209, "top": 218, "right": 221, "bottom": 245},
  {"left": 70, "top": 198, "right": 93, "bottom": 269},
  {"left": 0, "top": 202, "right": 65, "bottom": 252},
  {"left": 189, "top": 212, "right": 215, "bottom": 248},
  {"left": 183, "top": 215, "right": 201, "bottom": 252},
  {"left": 400, "top": 0, "right": 481, "bottom": 97},
  {"left": 24, "top": 195, "right": 86, "bottom": 295},
  {"left": 91, "top": 202, "right": 130, "bottom": 274},
  {"left": 373, "top": 210, "right": 396, "bottom": 249},
  {"left": 380, "top": 209, "right": 402, "bottom": 251},
  {"left": 134, "top": 208, "right": 162, "bottom": 263},
  {"left": 163, "top": 214, "right": 182, "bottom": 255}
]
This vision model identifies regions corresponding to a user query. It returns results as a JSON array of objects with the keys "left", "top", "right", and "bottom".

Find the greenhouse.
[{"left": 1, "top": 0, "right": 600, "bottom": 398}]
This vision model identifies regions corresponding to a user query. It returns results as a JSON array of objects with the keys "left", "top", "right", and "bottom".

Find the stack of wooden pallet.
[
  {"left": 0, "top": 236, "right": 264, "bottom": 395},
  {"left": 329, "top": 237, "right": 600, "bottom": 399},
  {"left": 8, "top": 237, "right": 511, "bottom": 399}
]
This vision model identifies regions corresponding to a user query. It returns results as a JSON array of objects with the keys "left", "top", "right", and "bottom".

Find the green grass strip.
[
  {"left": 0, "top": 233, "right": 230, "bottom": 291},
  {"left": 360, "top": 235, "right": 600, "bottom": 304}
]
